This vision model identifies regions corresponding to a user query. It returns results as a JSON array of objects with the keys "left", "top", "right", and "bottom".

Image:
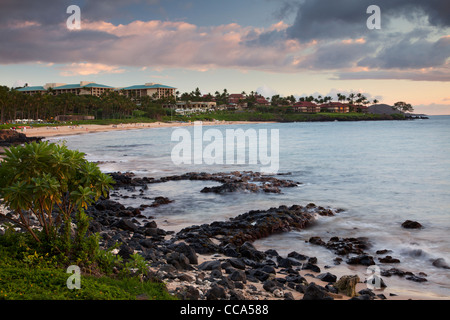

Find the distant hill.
[{"left": 368, "top": 104, "right": 404, "bottom": 115}]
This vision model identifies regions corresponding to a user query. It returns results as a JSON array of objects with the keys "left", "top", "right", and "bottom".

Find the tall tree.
[
  {"left": 393, "top": 101, "right": 414, "bottom": 113},
  {"left": 0, "top": 86, "right": 9, "bottom": 123}
]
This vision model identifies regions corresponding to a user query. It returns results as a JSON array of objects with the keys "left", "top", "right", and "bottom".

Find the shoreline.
[
  {"left": 20, "top": 121, "right": 276, "bottom": 139},
  {"left": 103, "top": 172, "right": 446, "bottom": 300},
  {"left": 17, "top": 112, "right": 414, "bottom": 139}
]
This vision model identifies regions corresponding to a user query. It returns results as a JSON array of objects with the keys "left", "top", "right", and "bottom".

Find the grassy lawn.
[
  {"left": 0, "top": 233, "right": 176, "bottom": 301},
  {"left": 162, "top": 111, "right": 406, "bottom": 123},
  {"left": 0, "top": 265, "right": 174, "bottom": 300}
]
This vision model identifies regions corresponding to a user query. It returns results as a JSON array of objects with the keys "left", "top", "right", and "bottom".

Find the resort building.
[
  {"left": 229, "top": 94, "right": 245, "bottom": 104},
  {"left": 119, "top": 83, "right": 176, "bottom": 100},
  {"left": 16, "top": 86, "right": 47, "bottom": 95},
  {"left": 320, "top": 102, "right": 350, "bottom": 113},
  {"left": 55, "top": 82, "right": 114, "bottom": 97},
  {"left": 227, "top": 94, "right": 247, "bottom": 109},
  {"left": 292, "top": 101, "right": 321, "bottom": 113},
  {"left": 255, "top": 95, "right": 270, "bottom": 106},
  {"left": 16, "top": 81, "right": 176, "bottom": 99},
  {"left": 17, "top": 81, "right": 115, "bottom": 97}
]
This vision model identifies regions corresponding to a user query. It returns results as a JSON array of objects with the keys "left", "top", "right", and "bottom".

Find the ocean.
[{"left": 49, "top": 115, "right": 450, "bottom": 299}]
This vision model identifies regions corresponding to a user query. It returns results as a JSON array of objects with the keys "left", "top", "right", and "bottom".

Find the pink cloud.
[
  {"left": 77, "top": 19, "right": 300, "bottom": 72},
  {"left": 58, "top": 63, "right": 126, "bottom": 76}
]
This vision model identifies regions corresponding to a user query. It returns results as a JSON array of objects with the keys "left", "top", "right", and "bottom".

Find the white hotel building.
[
  {"left": 17, "top": 82, "right": 177, "bottom": 100},
  {"left": 119, "top": 83, "right": 177, "bottom": 100}
]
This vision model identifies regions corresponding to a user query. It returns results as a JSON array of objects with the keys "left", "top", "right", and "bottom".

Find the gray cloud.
[
  {"left": 80, "top": 0, "right": 162, "bottom": 22},
  {"left": 0, "top": 0, "right": 72, "bottom": 26},
  {"left": 243, "top": 29, "right": 288, "bottom": 48},
  {"left": 336, "top": 68, "right": 450, "bottom": 82},
  {"left": 358, "top": 35, "right": 450, "bottom": 69},
  {"left": 286, "top": 0, "right": 450, "bottom": 42},
  {"left": 296, "top": 40, "right": 377, "bottom": 69},
  {"left": 286, "top": 0, "right": 370, "bottom": 42},
  {"left": 0, "top": 24, "right": 118, "bottom": 64},
  {"left": 0, "top": 0, "right": 162, "bottom": 26},
  {"left": 270, "top": 0, "right": 301, "bottom": 21}
]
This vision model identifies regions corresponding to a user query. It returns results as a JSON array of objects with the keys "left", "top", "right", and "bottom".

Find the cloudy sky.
[{"left": 1, "top": 0, "right": 449, "bottom": 114}]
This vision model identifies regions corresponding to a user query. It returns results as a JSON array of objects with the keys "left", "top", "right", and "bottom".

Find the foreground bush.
[
  {"left": 0, "top": 201, "right": 176, "bottom": 300},
  {"left": 0, "top": 141, "right": 114, "bottom": 264}
]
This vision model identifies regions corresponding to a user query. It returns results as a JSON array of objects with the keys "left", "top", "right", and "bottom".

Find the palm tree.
[
  {"left": 0, "top": 86, "right": 9, "bottom": 123},
  {"left": 194, "top": 87, "right": 201, "bottom": 99},
  {"left": 338, "top": 93, "right": 347, "bottom": 103},
  {"left": 33, "top": 92, "right": 43, "bottom": 120},
  {"left": 347, "top": 93, "right": 356, "bottom": 105},
  {"left": 314, "top": 95, "right": 323, "bottom": 104}
]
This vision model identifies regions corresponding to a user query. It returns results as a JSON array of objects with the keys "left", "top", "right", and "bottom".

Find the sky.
[{"left": 0, "top": 0, "right": 449, "bottom": 114}]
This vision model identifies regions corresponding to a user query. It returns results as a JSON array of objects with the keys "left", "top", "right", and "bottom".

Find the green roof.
[
  {"left": 17, "top": 86, "right": 46, "bottom": 92},
  {"left": 17, "top": 83, "right": 174, "bottom": 92},
  {"left": 54, "top": 83, "right": 113, "bottom": 89},
  {"left": 121, "top": 84, "right": 176, "bottom": 90}
]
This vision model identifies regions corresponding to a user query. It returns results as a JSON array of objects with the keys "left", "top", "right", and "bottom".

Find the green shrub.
[
  {"left": 0, "top": 141, "right": 114, "bottom": 264},
  {"left": 0, "top": 232, "right": 176, "bottom": 300},
  {"left": 0, "top": 264, "right": 175, "bottom": 300}
]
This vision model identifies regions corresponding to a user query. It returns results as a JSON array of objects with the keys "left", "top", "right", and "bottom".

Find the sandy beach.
[{"left": 21, "top": 121, "right": 273, "bottom": 139}]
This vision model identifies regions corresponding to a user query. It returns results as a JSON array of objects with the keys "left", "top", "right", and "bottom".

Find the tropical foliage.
[
  {"left": 393, "top": 101, "right": 414, "bottom": 113},
  {"left": 0, "top": 86, "right": 172, "bottom": 122},
  {"left": 0, "top": 141, "right": 114, "bottom": 262}
]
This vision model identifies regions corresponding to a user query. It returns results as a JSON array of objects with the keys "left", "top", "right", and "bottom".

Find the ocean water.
[{"left": 49, "top": 116, "right": 450, "bottom": 299}]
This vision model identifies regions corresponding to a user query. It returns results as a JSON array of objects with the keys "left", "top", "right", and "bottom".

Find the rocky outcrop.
[
  {"left": 108, "top": 171, "right": 300, "bottom": 194},
  {"left": 308, "top": 236, "right": 374, "bottom": 266},
  {"left": 380, "top": 267, "right": 428, "bottom": 283},
  {"left": 80, "top": 189, "right": 347, "bottom": 300},
  {"left": 0, "top": 129, "right": 43, "bottom": 146},
  {"left": 175, "top": 203, "right": 336, "bottom": 251},
  {"left": 401, "top": 220, "right": 423, "bottom": 229},
  {"left": 335, "top": 275, "right": 360, "bottom": 297}
]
